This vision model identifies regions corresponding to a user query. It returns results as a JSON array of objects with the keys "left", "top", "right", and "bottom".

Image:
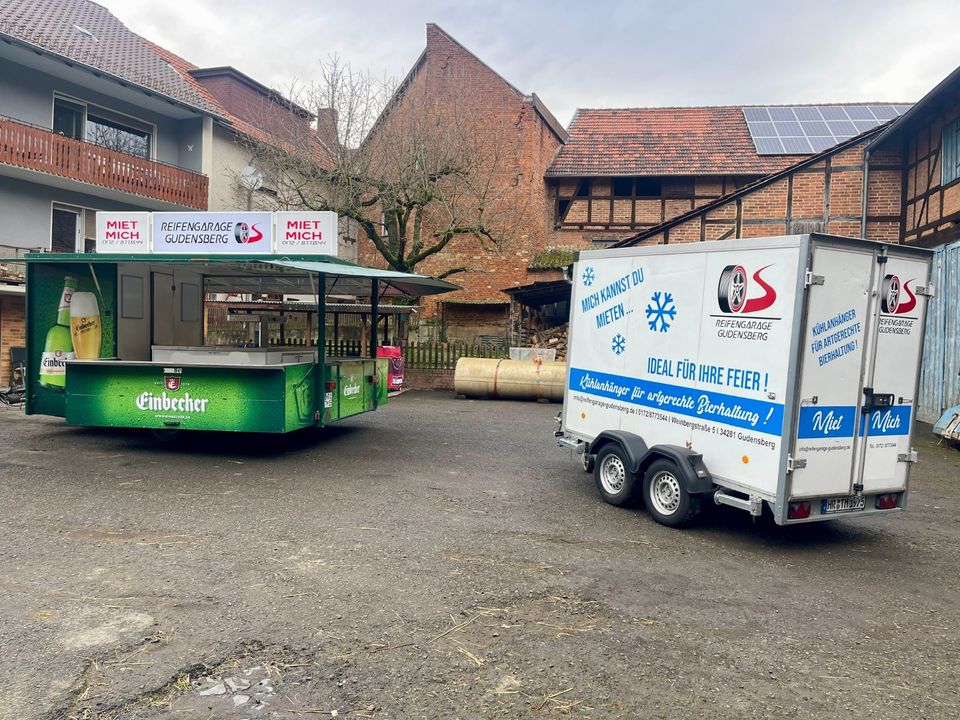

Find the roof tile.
[
  {"left": 0, "top": 0, "right": 221, "bottom": 115},
  {"left": 549, "top": 106, "right": 853, "bottom": 177}
]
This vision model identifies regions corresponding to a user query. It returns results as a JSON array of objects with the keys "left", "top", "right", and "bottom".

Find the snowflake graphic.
[
  {"left": 645, "top": 291, "right": 677, "bottom": 332},
  {"left": 611, "top": 333, "right": 626, "bottom": 355},
  {"left": 582, "top": 266, "right": 596, "bottom": 287}
]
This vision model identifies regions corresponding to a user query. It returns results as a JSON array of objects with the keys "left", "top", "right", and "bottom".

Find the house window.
[
  {"left": 51, "top": 205, "right": 97, "bottom": 253},
  {"left": 52, "top": 95, "right": 153, "bottom": 159},
  {"left": 86, "top": 108, "right": 152, "bottom": 158},
  {"left": 943, "top": 118, "right": 960, "bottom": 186},
  {"left": 53, "top": 98, "right": 84, "bottom": 139}
]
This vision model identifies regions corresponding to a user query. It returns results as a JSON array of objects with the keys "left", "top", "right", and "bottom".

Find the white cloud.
[{"left": 102, "top": 0, "right": 960, "bottom": 127}]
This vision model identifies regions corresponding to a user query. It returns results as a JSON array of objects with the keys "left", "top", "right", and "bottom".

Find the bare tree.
[{"left": 241, "top": 56, "right": 526, "bottom": 278}]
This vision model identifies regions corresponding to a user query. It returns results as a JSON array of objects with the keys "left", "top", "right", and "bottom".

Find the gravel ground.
[{"left": 0, "top": 392, "right": 958, "bottom": 720}]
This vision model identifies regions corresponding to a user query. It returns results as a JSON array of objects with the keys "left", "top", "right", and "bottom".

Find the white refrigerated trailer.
[{"left": 556, "top": 234, "right": 934, "bottom": 527}]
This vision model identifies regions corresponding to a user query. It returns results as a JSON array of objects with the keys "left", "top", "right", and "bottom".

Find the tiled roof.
[
  {"left": 142, "top": 39, "right": 273, "bottom": 145},
  {"left": 549, "top": 106, "right": 828, "bottom": 177},
  {"left": 0, "top": 0, "right": 221, "bottom": 115}
]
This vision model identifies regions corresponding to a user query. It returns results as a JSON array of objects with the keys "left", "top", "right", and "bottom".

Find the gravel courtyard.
[{"left": 0, "top": 392, "right": 957, "bottom": 719}]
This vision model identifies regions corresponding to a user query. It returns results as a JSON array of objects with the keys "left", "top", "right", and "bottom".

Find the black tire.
[
  {"left": 642, "top": 459, "right": 702, "bottom": 528},
  {"left": 582, "top": 451, "right": 595, "bottom": 474},
  {"left": 594, "top": 444, "right": 637, "bottom": 506},
  {"left": 717, "top": 264, "right": 748, "bottom": 314},
  {"left": 235, "top": 222, "right": 250, "bottom": 243},
  {"left": 880, "top": 274, "right": 901, "bottom": 314}
]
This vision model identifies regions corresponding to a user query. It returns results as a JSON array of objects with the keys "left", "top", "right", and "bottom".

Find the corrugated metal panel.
[{"left": 918, "top": 240, "right": 960, "bottom": 423}]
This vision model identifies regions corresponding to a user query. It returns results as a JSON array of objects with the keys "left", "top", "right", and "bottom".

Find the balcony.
[{"left": 0, "top": 115, "right": 207, "bottom": 209}]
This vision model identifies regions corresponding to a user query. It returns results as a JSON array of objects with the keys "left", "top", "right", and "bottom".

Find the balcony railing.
[{"left": 0, "top": 116, "right": 208, "bottom": 209}]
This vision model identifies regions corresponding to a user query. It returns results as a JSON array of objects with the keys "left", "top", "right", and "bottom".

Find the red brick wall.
[
  {"left": 0, "top": 295, "right": 25, "bottom": 385},
  {"left": 357, "top": 25, "right": 564, "bottom": 325},
  {"left": 545, "top": 174, "right": 760, "bottom": 249},
  {"left": 626, "top": 139, "right": 903, "bottom": 247},
  {"left": 901, "top": 95, "right": 960, "bottom": 246},
  {"left": 195, "top": 72, "right": 311, "bottom": 142}
]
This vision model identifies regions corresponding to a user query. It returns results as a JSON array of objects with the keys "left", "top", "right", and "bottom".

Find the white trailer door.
[
  {"left": 790, "top": 244, "right": 876, "bottom": 499},
  {"left": 857, "top": 254, "right": 930, "bottom": 494}
]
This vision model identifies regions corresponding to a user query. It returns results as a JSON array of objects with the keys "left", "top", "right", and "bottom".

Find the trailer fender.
[
  {"left": 588, "top": 431, "right": 648, "bottom": 473},
  {"left": 640, "top": 445, "right": 715, "bottom": 495}
]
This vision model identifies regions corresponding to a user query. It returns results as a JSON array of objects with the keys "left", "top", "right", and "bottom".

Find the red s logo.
[
  {"left": 718, "top": 264, "right": 777, "bottom": 314},
  {"left": 248, "top": 224, "right": 264, "bottom": 243},
  {"left": 881, "top": 275, "right": 917, "bottom": 315}
]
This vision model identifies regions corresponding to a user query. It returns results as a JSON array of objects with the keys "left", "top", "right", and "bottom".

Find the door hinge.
[
  {"left": 915, "top": 284, "right": 936, "bottom": 298},
  {"left": 898, "top": 449, "right": 919, "bottom": 463},
  {"left": 787, "top": 455, "right": 807, "bottom": 472},
  {"left": 804, "top": 270, "right": 825, "bottom": 287}
]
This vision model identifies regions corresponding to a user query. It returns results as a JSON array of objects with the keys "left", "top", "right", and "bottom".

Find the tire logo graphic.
[
  {"left": 717, "top": 263, "right": 777, "bottom": 313},
  {"left": 235, "top": 222, "right": 249, "bottom": 243},
  {"left": 881, "top": 274, "right": 900, "bottom": 314},
  {"left": 234, "top": 222, "right": 264, "bottom": 244},
  {"left": 718, "top": 265, "right": 748, "bottom": 313},
  {"left": 881, "top": 274, "right": 917, "bottom": 314}
]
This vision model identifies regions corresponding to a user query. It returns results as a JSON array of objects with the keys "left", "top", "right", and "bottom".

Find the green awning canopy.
[
  {"left": 267, "top": 259, "right": 458, "bottom": 297},
  {"left": 21, "top": 253, "right": 459, "bottom": 298}
]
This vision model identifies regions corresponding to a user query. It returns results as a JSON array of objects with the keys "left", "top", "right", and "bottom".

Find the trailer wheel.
[
  {"left": 717, "top": 264, "right": 748, "bottom": 313},
  {"left": 582, "top": 451, "right": 595, "bottom": 474},
  {"left": 642, "top": 459, "right": 702, "bottom": 527},
  {"left": 594, "top": 445, "right": 636, "bottom": 506}
]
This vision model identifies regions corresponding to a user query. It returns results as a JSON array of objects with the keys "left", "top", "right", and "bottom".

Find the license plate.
[{"left": 821, "top": 495, "right": 866, "bottom": 514}]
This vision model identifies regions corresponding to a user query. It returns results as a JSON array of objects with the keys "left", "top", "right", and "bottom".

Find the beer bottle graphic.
[{"left": 39, "top": 276, "right": 78, "bottom": 390}]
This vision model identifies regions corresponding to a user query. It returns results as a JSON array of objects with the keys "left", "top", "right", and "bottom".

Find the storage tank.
[{"left": 454, "top": 357, "right": 565, "bottom": 402}]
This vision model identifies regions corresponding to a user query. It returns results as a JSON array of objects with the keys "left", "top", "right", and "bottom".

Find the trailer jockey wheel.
[
  {"left": 594, "top": 444, "right": 637, "bottom": 506},
  {"left": 582, "top": 451, "right": 595, "bottom": 474},
  {"left": 642, "top": 459, "right": 702, "bottom": 527}
]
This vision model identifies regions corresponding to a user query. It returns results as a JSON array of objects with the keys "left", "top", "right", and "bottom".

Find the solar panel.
[{"left": 744, "top": 104, "right": 910, "bottom": 155}]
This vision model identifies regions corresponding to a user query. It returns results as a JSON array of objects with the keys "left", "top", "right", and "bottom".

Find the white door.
[
  {"left": 857, "top": 254, "right": 930, "bottom": 493},
  {"left": 790, "top": 244, "right": 876, "bottom": 498}
]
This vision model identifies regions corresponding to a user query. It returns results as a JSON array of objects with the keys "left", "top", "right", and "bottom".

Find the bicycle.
[{"left": 0, "top": 362, "right": 25, "bottom": 407}]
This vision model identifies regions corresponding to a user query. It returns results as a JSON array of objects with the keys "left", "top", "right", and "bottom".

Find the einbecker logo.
[
  {"left": 880, "top": 274, "right": 917, "bottom": 315},
  {"left": 234, "top": 222, "right": 264, "bottom": 244},
  {"left": 164, "top": 376, "right": 181, "bottom": 391},
  {"left": 717, "top": 264, "right": 777, "bottom": 314}
]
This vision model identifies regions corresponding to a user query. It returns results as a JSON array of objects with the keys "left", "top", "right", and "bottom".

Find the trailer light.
[
  {"left": 876, "top": 493, "right": 899, "bottom": 510},
  {"left": 325, "top": 381, "right": 336, "bottom": 391},
  {"left": 787, "top": 501, "right": 812, "bottom": 520}
]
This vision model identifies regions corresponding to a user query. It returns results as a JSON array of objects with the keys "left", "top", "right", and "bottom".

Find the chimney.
[{"left": 315, "top": 107, "right": 338, "bottom": 148}]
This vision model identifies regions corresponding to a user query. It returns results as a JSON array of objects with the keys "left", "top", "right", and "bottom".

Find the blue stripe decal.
[
  {"left": 797, "top": 405, "right": 912, "bottom": 438},
  {"left": 568, "top": 367, "right": 784, "bottom": 436},
  {"left": 797, "top": 406, "right": 857, "bottom": 439},
  {"left": 860, "top": 406, "right": 911, "bottom": 436}
]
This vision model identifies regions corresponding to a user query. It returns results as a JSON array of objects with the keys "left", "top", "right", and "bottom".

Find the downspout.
[{"left": 860, "top": 146, "right": 871, "bottom": 239}]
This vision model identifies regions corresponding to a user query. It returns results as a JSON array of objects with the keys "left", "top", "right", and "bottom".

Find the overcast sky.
[{"left": 102, "top": 0, "right": 960, "bottom": 127}]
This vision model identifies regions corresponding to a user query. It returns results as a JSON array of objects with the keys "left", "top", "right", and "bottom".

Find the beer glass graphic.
[{"left": 69, "top": 292, "right": 102, "bottom": 360}]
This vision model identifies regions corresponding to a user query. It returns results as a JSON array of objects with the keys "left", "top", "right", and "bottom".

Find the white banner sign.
[
  {"left": 152, "top": 212, "right": 274, "bottom": 254},
  {"left": 275, "top": 211, "right": 338, "bottom": 256},
  {"left": 96, "top": 212, "right": 151, "bottom": 253}
]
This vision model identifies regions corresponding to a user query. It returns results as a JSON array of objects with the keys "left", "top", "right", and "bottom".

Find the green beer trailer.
[{"left": 23, "top": 253, "right": 455, "bottom": 433}]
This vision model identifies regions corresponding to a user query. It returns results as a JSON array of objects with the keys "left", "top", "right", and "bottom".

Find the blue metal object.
[
  {"left": 933, "top": 404, "right": 960, "bottom": 441},
  {"left": 918, "top": 240, "right": 960, "bottom": 424}
]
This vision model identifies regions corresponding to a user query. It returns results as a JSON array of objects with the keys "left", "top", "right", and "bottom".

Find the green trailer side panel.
[
  {"left": 65, "top": 363, "right": 291, "bottom": 433},
  {"left": 27, "top": 262, "right": 117, "bottom": 417},
  {"left": 376, "top": 358, "right": 389, "bottom": 406},
  {"left": 336, "top": 360, "right": 373, "bottom": 419},
  {"left": 283, "top": 363, "right": 317, "bottom": 432}
]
